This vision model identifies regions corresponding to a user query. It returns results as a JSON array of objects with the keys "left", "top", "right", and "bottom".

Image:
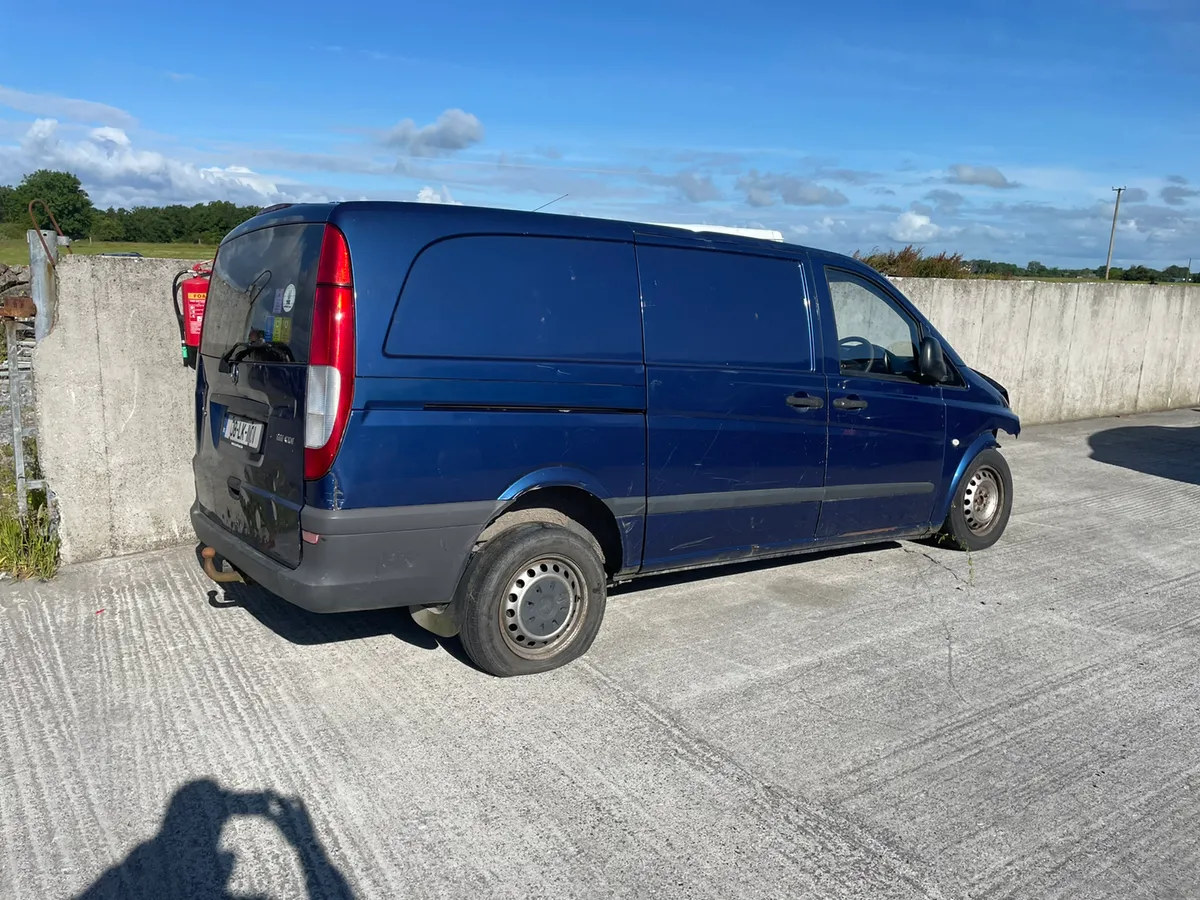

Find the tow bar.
[{"left": 201, "top": 546, "right": 244, "bottom": 584}]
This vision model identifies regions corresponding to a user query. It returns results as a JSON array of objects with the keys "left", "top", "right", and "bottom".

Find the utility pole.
[{"left": 1104, "top": 186, "right": 1125, "bottom": 281}]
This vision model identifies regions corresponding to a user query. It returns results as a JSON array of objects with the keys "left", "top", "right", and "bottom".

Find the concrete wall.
[
  {"left": 30, "top": 257, "right": 1200, "bottom": 562},
  {"left": 893, "top": 277, "right": 1200, "bottom": 426},
  {"left": 34, "top": 256, "right": 196, "bottom": 563}
]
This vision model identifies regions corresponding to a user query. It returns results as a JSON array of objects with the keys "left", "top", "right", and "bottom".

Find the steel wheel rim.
[
  {"left": 962, "top": 465, "right": 1004, "bottom": 536},
  {"left": 500, "top": 555, "right": 588, "bottom": 660}
]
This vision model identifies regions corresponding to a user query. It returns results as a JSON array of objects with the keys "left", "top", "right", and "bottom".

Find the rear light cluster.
[{"left": 305, "top": 224, "right": 356, "bottom": 480}]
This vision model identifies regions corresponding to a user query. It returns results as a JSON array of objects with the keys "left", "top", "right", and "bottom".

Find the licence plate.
[{"left": 222, "top": 415, "right": 265, "bottom": 451}]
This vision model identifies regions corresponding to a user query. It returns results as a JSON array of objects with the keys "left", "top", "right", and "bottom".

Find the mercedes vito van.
[{"left": 192, "top": 202, "right": 1020, "bottom": 676}]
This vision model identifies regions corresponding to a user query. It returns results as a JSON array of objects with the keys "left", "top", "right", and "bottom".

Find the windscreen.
[{"left": 200, "top": 223, "right": 325, "bottom": 365}]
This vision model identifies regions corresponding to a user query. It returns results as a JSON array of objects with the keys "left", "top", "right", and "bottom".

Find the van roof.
[{"left": 228, "top": 200, "right": 835, "bottom": 260}]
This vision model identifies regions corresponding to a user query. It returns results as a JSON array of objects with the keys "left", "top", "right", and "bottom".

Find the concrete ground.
[{"left": 2, "top": 411, "right": 1199, "bottom": 900}]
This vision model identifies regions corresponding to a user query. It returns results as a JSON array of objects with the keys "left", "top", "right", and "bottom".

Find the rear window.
[
  {"left": 385, "top": 235, "right": 641, "bottom": 362},
  {"left": 640, "top": 245, "right": 811, "bottom": 370},
  {"left": 201, "top": 223, "right": 324, "bottom": 364}
]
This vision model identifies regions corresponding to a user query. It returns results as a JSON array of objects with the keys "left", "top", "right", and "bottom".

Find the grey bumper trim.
[
  {"left": 824, "top": 481, "right": 934, "bottom": 501},
  {"left": 647, "top": 481, "right": 934, "bottom": 515},
  {"left": 649, "top": 487, "right": 824, "bottom": 515},
  {"left": 295, "top": 480, "right": 936, "bottom": 536},
  {"left": 605, "top": 496, "right": 646, "bottom": 518},
  {"left": 193, "top": 503, "right": 479, "bottom": 613},
  {"left": 301, "top": 500, "right": 502, "bottom": 535}
]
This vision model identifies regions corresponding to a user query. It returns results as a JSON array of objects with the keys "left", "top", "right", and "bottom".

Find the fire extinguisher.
[{"left": 173, "top": 260, "right": 212, "bottom": 369}]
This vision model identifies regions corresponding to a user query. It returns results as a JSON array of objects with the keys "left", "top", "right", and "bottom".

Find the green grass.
[
  {"left": 0, "top": 439, "right": 59, "bottom": 579},
  {"left": 0, "top": 239, "right": 218, "bottom": 267},
  {"left": 0, "top": 509, "right": 58, "bottom": 579}
]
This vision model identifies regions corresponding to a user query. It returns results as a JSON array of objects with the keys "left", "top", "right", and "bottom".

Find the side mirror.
[{"left": 919, "top": 336, "right": 947, "bottom": 383}]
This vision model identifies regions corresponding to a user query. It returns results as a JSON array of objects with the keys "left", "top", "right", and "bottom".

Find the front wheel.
[
  {"left": 939, "top": 448, "right": 1013, "bottom": 551},
  {"left": 456, "top": 523, "right": 607, "bottom": 677}
]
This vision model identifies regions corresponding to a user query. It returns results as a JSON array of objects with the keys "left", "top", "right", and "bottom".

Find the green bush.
[{"left": 854, "top": 245, "right": 969, "bottom": 279}]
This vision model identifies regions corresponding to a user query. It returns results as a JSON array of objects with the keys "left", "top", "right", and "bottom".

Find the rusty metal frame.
[{"left": 27, "top": 199, "right": 72, "bottom": 268}]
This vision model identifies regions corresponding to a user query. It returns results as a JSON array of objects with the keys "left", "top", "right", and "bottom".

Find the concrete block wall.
[
  {"left": 893, "top": 277, "right": 1200, "bottom": 426},
  {"left": 34, "top": 256, "right": 197, "bottom": 563},
  {"left": 30, "top": 257, "right": 1200, "bottom": 563}
]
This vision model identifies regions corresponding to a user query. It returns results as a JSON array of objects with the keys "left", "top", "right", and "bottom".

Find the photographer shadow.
[{"left": 74, "top": 779, "right": 356, "bottom": 900}]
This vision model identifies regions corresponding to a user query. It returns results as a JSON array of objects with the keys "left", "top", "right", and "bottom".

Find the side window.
[
  {"left": 640, "top": 246, "right": 811, "bottom": 370},
  {"left": 825, "top": 269, "right": 920, "bottom": 379},
  {"left": 385, "top": 236, "right": 641, "bottom": 362}
]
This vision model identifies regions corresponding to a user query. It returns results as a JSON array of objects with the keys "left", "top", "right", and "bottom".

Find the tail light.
[{"left": 305, "top": 224, "right": 355, "bottom": 480}]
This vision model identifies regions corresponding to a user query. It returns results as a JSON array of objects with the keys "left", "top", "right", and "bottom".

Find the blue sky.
[{"left": 2, "top": 0, "right": 1198, "bottom": 266}]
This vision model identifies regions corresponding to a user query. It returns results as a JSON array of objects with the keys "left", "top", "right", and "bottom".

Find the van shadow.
[
  {"left": 197, "top": 547, "right": 471, "bottom": 665},
  {"left": 1088, "top": 421, "right": 1200, "bottom": 486},
  {"left": 201, "top": 542, "right": 892, "bottom": 658},
  {"left": 73, "top": 779, "right": 355, "bottom": 900}
]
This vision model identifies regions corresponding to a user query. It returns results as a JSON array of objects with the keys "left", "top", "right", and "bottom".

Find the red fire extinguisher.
[{"left": 173, "top": 261, "right": 212, "bottom": 369}]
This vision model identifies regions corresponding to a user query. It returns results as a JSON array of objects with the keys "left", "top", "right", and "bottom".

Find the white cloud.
[
  {"left": 383, "top": 109, "right": 484, "bottom": 157},
  {"left": 415, "top": 185, "right": 461, "bottom": 204},
  {"left": 1162, "top": 181, "right": 1199, "bottom": 206},
  {"left": 672, "top": 171, "right": 720, "bottom": 203},
  {"left": 0, "top": 119, "right": 317, "bottom": 207},
  {"left": 639, "top": 169, "right": 721, "bottom": 203},
  {"left": 924, "top": 189, "right": 964, "bottom": 214},
  {"left": 946, "top": 164, "right": 1020, "bottom": 189},
  {"left": 811, "top": 167, "right": 881, "bottom": 185},
  {"left": 889, "top": 210, "right": 941, "bottom": 242},
  {"left": 736, "top": 170, "right": 848, "bottom": 207},
  {"left": 0, "top": 85, "right": 135, "bottom": 127}
]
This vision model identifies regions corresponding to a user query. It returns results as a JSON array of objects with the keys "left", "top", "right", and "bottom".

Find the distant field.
[{"left": 0, "top": 240, "right": 218, "bottom": 267}]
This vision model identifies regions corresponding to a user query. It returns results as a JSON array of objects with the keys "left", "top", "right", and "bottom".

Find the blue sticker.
[
  {"left": 264, "top": 315, "right": 274, "bottom": 337},
  {"left": 273, "top": 288, "right": 284, "bottom": 314}
]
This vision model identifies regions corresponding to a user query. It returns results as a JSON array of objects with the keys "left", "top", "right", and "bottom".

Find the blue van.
[{"left": 192, "top": 202, "right": 1019, "bottom": 676}]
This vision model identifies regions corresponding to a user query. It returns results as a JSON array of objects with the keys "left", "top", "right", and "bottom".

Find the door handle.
[
  {"left": 832, "top": 395, "right": 868, "bottom": 410},
  {"left": 786, "top": 392, "right": 824, "bottom": 410}
]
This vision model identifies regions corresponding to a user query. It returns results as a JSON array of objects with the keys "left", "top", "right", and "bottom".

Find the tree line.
[
  {"left": 0, "top": 169, "right": 260, "bottom": 245},
  {"left": 967, "top": 257, "right": 1197, "bottom": 283},
  {"left": 857, "top": 246, "right": 1199, "bottom": 283}
]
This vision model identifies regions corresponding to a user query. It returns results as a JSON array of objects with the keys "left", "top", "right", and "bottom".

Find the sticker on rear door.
[
  {"left": 272, "top": 316, "right": 292, "bottom": 343},
  {"left": 283, "top": 284, "right": 296, "bottom": 312}
]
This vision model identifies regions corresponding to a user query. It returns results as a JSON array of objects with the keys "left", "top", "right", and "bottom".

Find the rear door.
[{"left": 194, "top": 222, "right": 325, "bottom": 567}]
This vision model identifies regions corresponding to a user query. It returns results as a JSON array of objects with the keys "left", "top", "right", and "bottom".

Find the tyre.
[
  {"left": 938, "top": 448, "right": 1013, "bottom": 551},
  {"left": 456, "top": 522, "right": 607, "bottom": 677}
]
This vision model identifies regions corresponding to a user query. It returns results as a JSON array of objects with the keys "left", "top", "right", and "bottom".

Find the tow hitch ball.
[{"left": 201, "top": 546, "right": 244, "bottom": 584}]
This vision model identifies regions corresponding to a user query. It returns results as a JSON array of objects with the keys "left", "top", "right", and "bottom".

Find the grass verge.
[
  {"left": 0, "top": 438, "right": 59, "bottom": 579},
  {"left": 0, "top": 239, "right": 218, "bottom": 267}
]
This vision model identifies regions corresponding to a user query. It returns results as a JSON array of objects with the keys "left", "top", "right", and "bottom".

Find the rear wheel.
[
  {"left": 456, "top": 523, "right": 607, "bottom": 677},
  {"left": 939, "top": 448, "right": 1013, "bottom": 551}
]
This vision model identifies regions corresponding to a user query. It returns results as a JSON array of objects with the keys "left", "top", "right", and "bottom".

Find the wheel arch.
[
  {"left": 934, "top": 431, "right": 1003, "bottom": 525},
  {"left": 481, "top": 483, "right": 626, "bottom": 578}
]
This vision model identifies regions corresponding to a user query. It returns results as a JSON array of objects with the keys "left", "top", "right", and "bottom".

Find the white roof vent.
[{"left": 650, "top": 223, "right": 784, "bottom": 242}]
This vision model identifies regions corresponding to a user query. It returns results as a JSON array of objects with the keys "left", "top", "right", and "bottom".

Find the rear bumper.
[{"left": 191, "top": 500, "right": 497, "bottom": 614}]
